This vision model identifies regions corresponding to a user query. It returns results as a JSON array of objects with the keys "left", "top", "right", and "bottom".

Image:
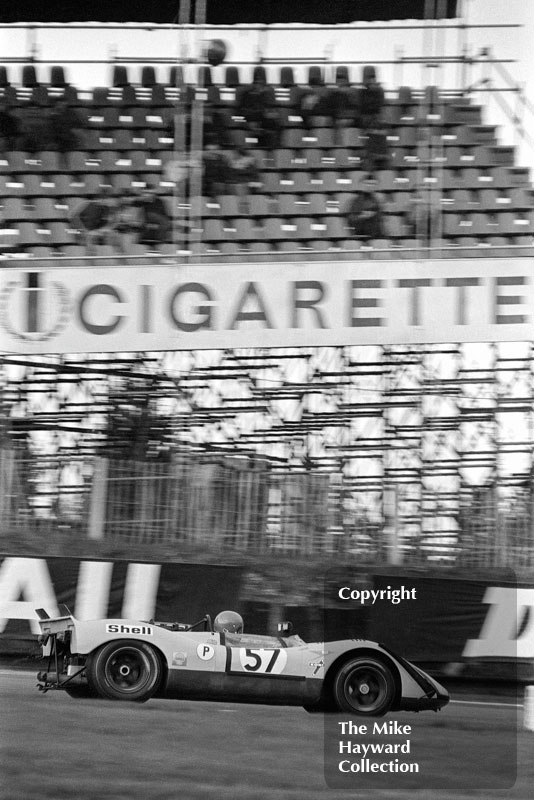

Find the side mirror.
[{"left": 278, "top": 621, "right": 293, "bottom": 637}]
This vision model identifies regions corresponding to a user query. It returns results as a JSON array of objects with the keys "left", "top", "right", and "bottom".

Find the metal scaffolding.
[{"left": 1, "top": 342, "right": 533, "bottom": 567}]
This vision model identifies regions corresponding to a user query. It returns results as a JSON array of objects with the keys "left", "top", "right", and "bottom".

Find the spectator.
[
  {"left": 0, "top": 104, "right": 20, "bottom": 154},
  {"left": 70, "top": 187, "right": 118, "bottom": 254},
  {"left": 227, "top": 146, "right": 262, "bottom": 209},
  {"left": 201, "top": 141, "right": 232, "bottom": 199},
  {"left": 203, "top": 94, "right": 232, "bottom": 148},
  {"left": 355, "top": 65, "right": 385, "bottom": 130},
  {"left": 18, "top": 100, "right": 49, "bottom": 156},
  {"left": 235, "top": 68, "right": 281, "bottom": 150},
  {"left": 134, "top": 185, "right": 172, "bottom": 246},
  {"left": 47, "top": 99, "right": 84, "bottom": 169},
  {"left": 361, "top": 128, "right": 390, "bottom": 173},
  {"left": 345, "top": 175, "right": 385, "bottom": 241},
  {"left": 114, "top": 189, "right": 143, "bottom": 252},
  {"left": 293, "top": 68, "right": 341, "bottom": 134}
]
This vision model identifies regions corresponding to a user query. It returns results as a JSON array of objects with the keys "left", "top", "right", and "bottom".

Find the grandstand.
[{"left": 1, "top": 3, "right": 534, "bottom": 570}]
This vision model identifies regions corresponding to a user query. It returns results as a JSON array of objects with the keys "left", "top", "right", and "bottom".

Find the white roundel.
[
  {"left": 197, "top": 643, "right": 215, "bottom": 661},
  {"left": 238, "top": 648, "right": 287, "bottom": 674}
]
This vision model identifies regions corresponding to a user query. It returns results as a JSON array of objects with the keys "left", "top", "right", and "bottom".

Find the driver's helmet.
[{"left": 214, "top": 610, "right": 244, "bottom": 634}]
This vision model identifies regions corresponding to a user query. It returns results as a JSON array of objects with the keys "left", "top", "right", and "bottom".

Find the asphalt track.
[{"left": 0, "top": 670, "right": 532, "bottom": 800}]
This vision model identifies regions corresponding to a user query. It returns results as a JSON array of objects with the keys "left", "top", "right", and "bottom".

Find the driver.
[{"left": 213, "top": 610, "right": 244, "bottom": 634}]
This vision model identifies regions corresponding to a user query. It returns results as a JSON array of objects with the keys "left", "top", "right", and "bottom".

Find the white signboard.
[{"left": 1, "top": 258, "right": 533, "bottom": 354}]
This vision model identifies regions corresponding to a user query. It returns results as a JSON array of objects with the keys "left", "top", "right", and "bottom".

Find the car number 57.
[{"left": 238, "top": 648, "right": 287, "bottom": 674}]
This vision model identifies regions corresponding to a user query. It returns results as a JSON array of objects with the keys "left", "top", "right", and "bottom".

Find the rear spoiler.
[{"left": 35, "top": 605, "right": 76, "bottom": 636}]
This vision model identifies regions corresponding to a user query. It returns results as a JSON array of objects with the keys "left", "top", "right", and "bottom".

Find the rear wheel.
[
  {"left": 86, "top": 640, "right": 162, "bottom": 702},
  {"left": 333, "top": 656, "right": 395, "bottom": 716}
]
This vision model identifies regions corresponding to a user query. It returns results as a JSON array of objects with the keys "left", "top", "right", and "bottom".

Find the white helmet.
[{"left": 214, "top": 610, "right": 244, "bottom": 634}]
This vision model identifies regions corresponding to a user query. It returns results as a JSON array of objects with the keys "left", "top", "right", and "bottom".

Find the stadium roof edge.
[{"left": 0, "top": 20, "right": 518, "bottom": 30}]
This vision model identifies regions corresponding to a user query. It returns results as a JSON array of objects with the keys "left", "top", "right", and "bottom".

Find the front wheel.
[
  {"left": 86, "top": 640, "right": 163, "bottom": 702},
  {"left": 333, "top": 656, "right": 396, "bottom": 716}
]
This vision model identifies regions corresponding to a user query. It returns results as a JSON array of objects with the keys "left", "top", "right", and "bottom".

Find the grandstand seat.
[
  {"left": 279, "top": 66, "right": 295, "bottom": 88},
  {"left": 16, "top": 221, "right": 51, "bottom": 247},
  {"left": 1, "top": 197, "right": 32, "bottom": 221},
  {"left": 113, "top": 66, "right": 130, "bottom": 87},
  {"left": 141, "top": 66, "right": 157, "bottom": 87},
  {"left": 60, "top": 245, "right": 88, "bottom": 260},
  {"left": 0, "top": 175, "right": 25, "bottom": 196},
  {"left": 89, "top": 106, "right": 120, "bottom": 129},
  {"left": 225, "top": 66, "right": 240, "bottom": 88},
  {"left": 49, "top": 65, "right": 67, "bottom": 88},
  {"left": 247, "top": 194, "right": 271, "bottom": 218},
  {"left": 34, "top": 197, "right": 65, "bottom": 221},
  {"left": 29, "top": 246, "right": 58, "bottom": 265},
  {"left": 21, "top": 64, "right": 39, "bottom": 87},
  {"left": 335, "top": 66, "right": 350, "bottom": 87},
  {"left": 0, "top": 67, "right": 16, "bottom": 104},
  {"left": 467, "top": 125, "right": 497, "bottom": 145}
]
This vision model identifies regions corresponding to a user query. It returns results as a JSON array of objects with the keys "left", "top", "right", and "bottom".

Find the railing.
[{"left": 1, "top": 447, "right": 533, "bottom": 568}]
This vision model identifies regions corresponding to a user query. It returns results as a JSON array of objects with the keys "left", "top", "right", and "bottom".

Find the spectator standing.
[
  {"left": 134, "top": 185, "right": 172, "bottom": 247},
  {"left": 18, "top": 100, "right": 49, "bottom": 156},
  {"left": 293, "top": 67, "right": 341, "bottom": 135},
  {"left": 227, "top": 146, "right": 262, "bottom": 210},
  {"left": 345, "top": 174, "right": 385, "bottom": 241},
  {"left": 235, "top": 67, "right": 281, "bottom": 150},
  {"left": 201, "top": 142, "right": 232, "bottom": 199},
  {"left": 47, "top": 99, "right": 84, "bottom": 169},
  {"left": 355, "top": 65, "right": 385, "bottom": 130},
  {"left": 362, "top": 128, "right": 390, "bottom": 174}
]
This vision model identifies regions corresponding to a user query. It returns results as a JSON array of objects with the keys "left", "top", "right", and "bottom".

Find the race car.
[{"left": 35, "top": 607, "right": 449, "bottom": 716}]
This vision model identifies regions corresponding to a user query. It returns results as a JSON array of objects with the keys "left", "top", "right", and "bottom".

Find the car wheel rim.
[
  {"left": 105, "top": 648, "right": 152, "bottom": 693},
  {"left": 343, "top": 665, "right": 388, "bottom": 713}
]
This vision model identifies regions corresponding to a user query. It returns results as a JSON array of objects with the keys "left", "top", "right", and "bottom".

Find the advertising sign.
[{"left": 1, "top": 258, "right": 534, "bottom": 354}]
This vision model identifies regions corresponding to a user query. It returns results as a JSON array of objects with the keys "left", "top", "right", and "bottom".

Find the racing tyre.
[
  {"left": 86, "top": 640, "right": 162, "bottom": 702},
  {"left": 333, "top": 656, "right": 395, "bottom": 716}
]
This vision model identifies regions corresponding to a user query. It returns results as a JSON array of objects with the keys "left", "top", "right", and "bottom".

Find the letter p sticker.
[{"left": 197, "top": 644, "right": 215, "bottom": 661}]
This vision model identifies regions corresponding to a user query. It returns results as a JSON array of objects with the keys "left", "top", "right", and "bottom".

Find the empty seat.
[
  {"left": 1, "top": 197, "right": 32, "bottom": 221},
  {"left": 252, "top": 65, "right": 268, "bottom": 84},
  {"left": 279, "top": 67, "right": 295, "bottom": 88},
  {"left": 49, "top": 65, "right": 67, "bottom": 87},
  {"left": 335, "top": 66, "right": 350, "bottom": 86},
  {"left": 225, "top": 66, "right": 240, "bottom": 87},
  {"left": 22, "top": 64, "right": 39, "bottom": 87},
  {"left": 141, "top": 66, "right": 157, "bottom": 87},
  {"left": 34, "top": 197, "right": 65, "bottom": 220},
  {"left": 113, "top": 66, "right": 130, "bottom": 87}
]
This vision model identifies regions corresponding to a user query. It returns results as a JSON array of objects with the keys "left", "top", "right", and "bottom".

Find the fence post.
[
  {"left": 525, "top": 685, "right": 534, "bottom": 732},
  {"left": 384, "top": 486, "right": 402, "bottom": 565},
  {"left": 87, "top": 457, "right": 109, "bottom": 540}
]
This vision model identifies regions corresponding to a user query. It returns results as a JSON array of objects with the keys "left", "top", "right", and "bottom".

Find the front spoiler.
[{"left": 400, "top": 691, "right": 449, "bottom": 712}]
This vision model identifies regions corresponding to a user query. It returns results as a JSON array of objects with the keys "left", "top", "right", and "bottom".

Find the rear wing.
[{"left": 35, "top": 605, "right": 76, "bottom": 637}]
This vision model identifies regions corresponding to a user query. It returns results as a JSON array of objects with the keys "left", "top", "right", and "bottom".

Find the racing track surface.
[{"left": 0, "top": 671, "right": 532, "bottom": 800}]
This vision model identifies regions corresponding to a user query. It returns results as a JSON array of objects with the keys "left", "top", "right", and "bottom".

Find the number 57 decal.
[{"left": 238, "top": 648, "right": 287, "bottom": 674}]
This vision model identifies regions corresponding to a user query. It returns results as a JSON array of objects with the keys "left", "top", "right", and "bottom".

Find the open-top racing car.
[{"left": 35, "top": 607, "right": 449, "bottom": 716}]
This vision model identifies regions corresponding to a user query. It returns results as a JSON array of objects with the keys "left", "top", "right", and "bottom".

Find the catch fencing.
[{"left": 1, "top": 447, "right": 533, "bottom": 568}]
